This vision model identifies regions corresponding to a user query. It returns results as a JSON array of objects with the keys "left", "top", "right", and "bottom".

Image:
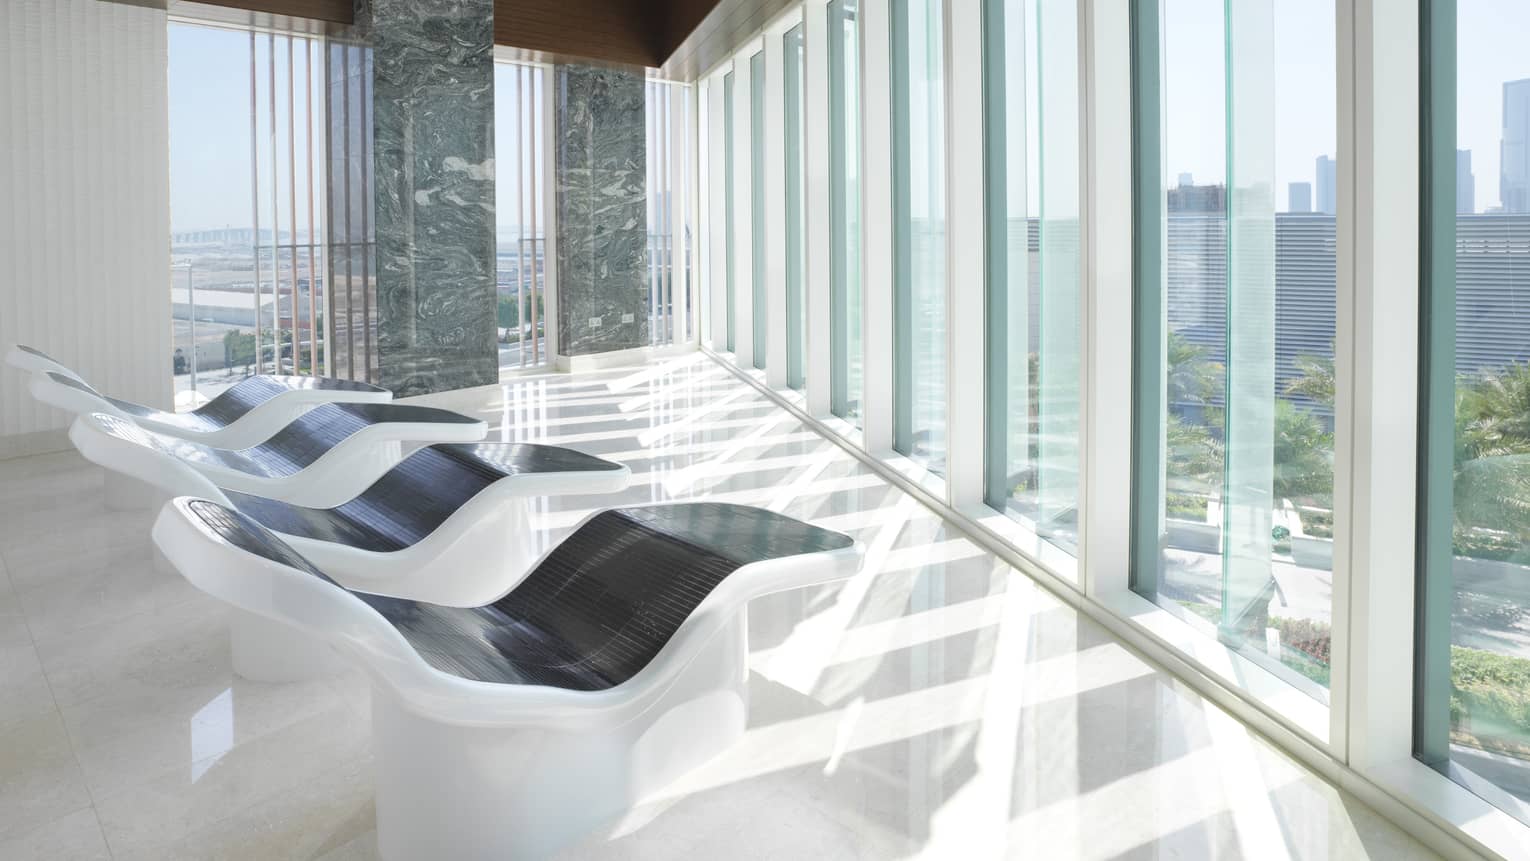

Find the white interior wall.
[{"left": 0, "top": 0, "right": 170, "bottom": 457}]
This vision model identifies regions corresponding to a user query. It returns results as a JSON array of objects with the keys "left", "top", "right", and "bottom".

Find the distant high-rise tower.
[
  {"left": 1458, "top": 149, "right": 1476, "bottom": 214},
  {"left": 1315, "top": 156, "right": 1337, "bottom": 215},
  {"left": 1288, "top": 182, "right": 1312, "bottom": 213},
  {"left": 1502, "top": 79, "right": 1530, "bottom": 213},
  {"left": 1177, "top": 172, "right": 1194, "bottom": 188}
]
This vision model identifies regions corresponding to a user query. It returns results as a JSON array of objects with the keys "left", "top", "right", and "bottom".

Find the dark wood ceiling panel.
[
  {"left": 493, "top": 0, "right": 660, "bottom": 68},
  {"left": 658, "top": 0, "right": 793, "bottom": 80},
  {"left": 653, "top": 0, "right": 720, "bottom": 59}
]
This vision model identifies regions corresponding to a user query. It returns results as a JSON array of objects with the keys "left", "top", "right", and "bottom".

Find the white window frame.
[{"left": 682, "top": 1, "right": 1530, "bottom": 854}]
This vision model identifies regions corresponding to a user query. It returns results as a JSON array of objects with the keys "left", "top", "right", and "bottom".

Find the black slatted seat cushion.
[
  {"left": 185, "top": 501, "right": 853, "bottom": 692},
  {"left": 91, "top": 403, "right": 480, "bottom": 479},
  {"left": 46, "top": 372, "right": 386, "bottom": 433},
  {"left": 190, "top": 500, "right": 339, "bottom": 582},
  {"left": 226, "top": 443, "right": 626, "bottom": 552}
]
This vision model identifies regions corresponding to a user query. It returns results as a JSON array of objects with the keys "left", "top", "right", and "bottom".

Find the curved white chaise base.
[
  {"left": 152, "top": 498, "right": 862, "bottom": 860},
  {"left": 372, "top": 613, "right": 749, "bottom": 861}
]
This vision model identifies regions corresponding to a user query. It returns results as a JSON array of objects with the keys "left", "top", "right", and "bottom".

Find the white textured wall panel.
[{"left": 0, "top": 0, "right": 170, "bottom": 451}]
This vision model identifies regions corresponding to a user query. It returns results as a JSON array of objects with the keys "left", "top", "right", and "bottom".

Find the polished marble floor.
[{"left": 0, "top": 354, "right": 1440, "bottom": 859}]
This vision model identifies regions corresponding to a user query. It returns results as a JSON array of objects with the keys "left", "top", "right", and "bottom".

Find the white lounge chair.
[
  {"left": 69, "top": 407, "right": 487, "bottom": 509},
  {"left": 153, "top": 497, "right": 860, "bottom": 860},
  {"left": 72, "top": 409, "right": 627, "bottom": 599},
  {"left": 8, "top": 343, "right": 392, "bottom": 449}
]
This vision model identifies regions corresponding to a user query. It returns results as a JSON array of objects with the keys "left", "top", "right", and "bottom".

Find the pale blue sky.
[
  {"left": 1459, "top": 0, "right": 1530, "bottom": 211},
  {"left": 1161, "top": 0, "right": 1338, "bottom": 207},
  {"left": 167, "top": 24, "right": 254, "bottom": 232},
  {"left": 168, "top": 23, "right": 543, "bottom": 236},
  {"left": 168, "top": 4, "right": 1530, "bottom": 231}
]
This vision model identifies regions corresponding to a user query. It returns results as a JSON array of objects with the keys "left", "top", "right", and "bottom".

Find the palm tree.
[
  {"left": 1273, "top": 400, "right": 1333, "bottom": 503},
  {"left": 1166, "top": 414, "right": 1221, "bottom": 480},
  {"left": 1163, "top": 333, "right": 1225, "bottom": 507},
  {"left": 1284, "top": 352, "right": 1335, "bottom": 406},
  {"left": 1454, "top": 363, "right": 1530, "bottom": 546},
  {"left": 1167, "top": 332, "right": 1223, "bottom": 412}
]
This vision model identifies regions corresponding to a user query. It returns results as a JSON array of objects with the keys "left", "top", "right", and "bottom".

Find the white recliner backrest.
[
  {"left": 68, "top": 412, "right": 231, "bottom": 505},
  {"left": 5, "top": 344, "right": 81, "bottom": 380}
]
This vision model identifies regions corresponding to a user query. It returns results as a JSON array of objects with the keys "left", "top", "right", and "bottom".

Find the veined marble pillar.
[
  {"left": 555, "top": 65, "right": 648, "bottom": 357},
  {"left": 369, "top": 0, "right": 497, "bottom": 396}
]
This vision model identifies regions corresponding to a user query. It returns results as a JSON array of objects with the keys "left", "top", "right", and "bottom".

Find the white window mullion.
[
  {"left": 1329, "top": 0, "right": 1357, "bottom": 766},
  {"left": 686, "top": 82, "right": 702, "bottom": 345},
  {"left": 943, "top": 0, "right": 984, "bottom": 508},
  {"left": 706, "top": 73, "right": 729, "bottom": 350},
  {"left": 805, "top": 0, "right": 834, "bottom": 415},
  {"left": 668, "top": 82, "right": 689, "bottom": 345},
  {"left": 1081, "top": 0, "right": 1132, "bottom": 596},
  {"left": 1342, "top": 0, "right": 1419, "bottom": 774},
  {"left": 733, "top": 53, "right": 756, "bottom": 369},
  {"left": 860, "top": 0, "right": 895, "bottom": 454},
  {"left": 764, "top": 30, "right": 790, "bottom": 388}
]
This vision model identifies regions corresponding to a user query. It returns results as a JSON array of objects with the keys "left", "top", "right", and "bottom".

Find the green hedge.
[{"left": 1451, "top": 645, "right": 1530, "bottom": 745}]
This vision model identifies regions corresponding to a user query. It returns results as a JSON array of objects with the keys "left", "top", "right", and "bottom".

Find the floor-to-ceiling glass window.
[
  {"left": 647, "top": 79, "right": 695, "bottom": 348},
  {"left": 494, "top": 61, "right": 549, "bottom": 372},
  {"left": 750, "top": 51, "right": 767, "bottom": 369},
  {"left": 168, "top": 23, "right": 326, "bottom": 407},
  {"left": 830, "top": 0, "right": 863, "bottom": 424},
  {"left": 892, "top": 0, "right": 946, "bottom": 471},
  {"left": 1418, "top": 0, "right": 1530, "bottom": 824},
  {"left": 1131, "top": 0, "right": 1337, "bottom": 698},
  {"left": 785, "top": 23, "right": 807, "bottom": 390},
  {"left": 983, "top": 0, "right": 1081, "bottom": 551},
  {"left": 724, "top": 70, "right": 737, "bottom": 353}
]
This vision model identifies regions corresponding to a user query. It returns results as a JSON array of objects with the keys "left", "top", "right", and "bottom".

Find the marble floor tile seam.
[
  {"left": 22, "top": 647, "right": 108, "bottom": 828},
  {"left": 23, "top": 577, "right": 221, "bottom": 654},
  {"left": 0, "top": 804, "right": 112, "bottom": 861}
]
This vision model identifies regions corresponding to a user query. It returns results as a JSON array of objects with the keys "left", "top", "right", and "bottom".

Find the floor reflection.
[{"left": 0, "top": 354, "right": 1439, "bottom": 859}]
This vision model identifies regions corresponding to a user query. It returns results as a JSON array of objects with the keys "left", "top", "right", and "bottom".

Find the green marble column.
[
  {"left": 369, "top": 0, "right": 497, "bottom": 395},
  {"left": 555, "top": 65, "right": 648, "bottom": 357}
]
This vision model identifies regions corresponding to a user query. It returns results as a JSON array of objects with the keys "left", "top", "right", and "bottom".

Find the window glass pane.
[
  {"left": 170, "top": 25, "right": 326, "bottom": 405},
  {"left": 724, "top": 70, "right": 736, "bottom": 353},
  {"left": 495, "top": 63, "right": 549, "bottom": 371},
  {"left": 751, "top": 51, "right": 767, "bottom": 369},
  {"left": 785, "top": 24, "right": 807, "bottom": 390},
  {"left": 1131, "top": 0, "right": 1337, "bottom": 699},
  {"left": 983, "top": 0, "right": 1081, "bottom": 552},
  {"left": 169, "top": 24, "right": 255, "bottom": 406},
  {"left": 1418, "top": 0, "right": 1530, "bottom": 823},
  {"left": 893, "top": 0, "right": 946, "bottom": 471},
  {"left": 830, "top": 0, "right": 863, "bottom": 424}
]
